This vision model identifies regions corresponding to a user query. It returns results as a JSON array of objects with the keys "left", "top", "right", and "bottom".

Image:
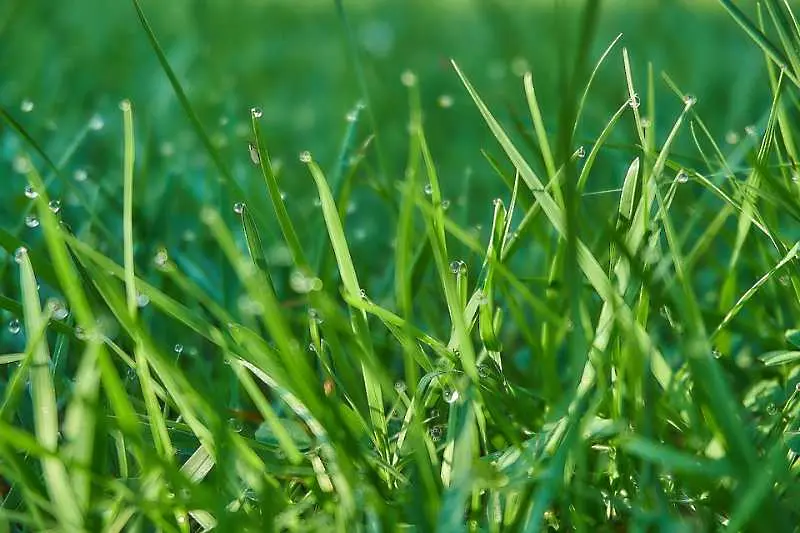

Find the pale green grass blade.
[{"left": 17, "top": 250, "right": 82, "bottom": 528}]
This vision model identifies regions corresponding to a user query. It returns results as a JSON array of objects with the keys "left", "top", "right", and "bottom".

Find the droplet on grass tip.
[
  {"left": 247, "top": 142, "right": 261, "bottom": 165},
  {"left": 250, "top": 106, "right": 263, "bottom": 119},
  {"left": 345, "top": 109, "right": 358, "bottom": 122},
  {"left": 400, "top": 70, "right": 417, "bottom": 87},
  {"left": 8, "top": 319, "right": 20, "bottom": 335},
  {"left": 174, "top": 344, "right": 184, "bottom": 354},
  {"left": 424, "top": 183, "right": 433, "bottom": 196},
  {"left": 676, "top": 170, "right": 689, "bottom": 183},
  {"left": 24, "top": 185, "right": 38, "bottom": 199},
  {"left": 233, "top": 202, "right": 245, "bottom": 215},
  {"left": 441, "top": 199, "right": 451, "bottom": 210},
  {"left": 682, "top": 94, "right": 697, "bottom": 107},
  {"left": 89, "top": 114, "right": 105, "bottom": 131},
  {"left": 450, "top": 260, "right": 462, "bottom": 274},
  {"left": 628, "top": 93, "right": 640, "bottom": 109},
  {"left": 14, "top": 247, "right": 27, "bottom": 264},
  {"left": 48, "top": 200, "right": 61, "bottom": 213},
  {"left": 576, "top": 146, "right": 586, "bottom": 159},
  {"left": 20, "top": 99, "right": 34, "bottom": 113},
  {"left": 745, "top": 124, "right": 757, "bottom": 137},
  {"left": 394, "top": 381, "right": 406, "bottom": 393},
  {"left": 289, "top": 270, "right": 323, "bottom": 294},
  {"left": 299, "top": 151, "right": 312, "bottom": 163},
  {"left": 25, "top": 215, "right": 40, "bottom": 228},
  {"left": 510, "top": 56, "right": 529, "bottom": 77},
  {"left": 118, "top": 99, "right": 132, "bottom": 112}
]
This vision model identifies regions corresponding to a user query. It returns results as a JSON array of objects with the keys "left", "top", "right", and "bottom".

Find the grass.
[{"left": 2, "top": 0, "right": 800, "bottom": 531}]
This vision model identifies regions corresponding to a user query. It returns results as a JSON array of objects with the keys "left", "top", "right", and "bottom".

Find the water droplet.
[
  {"left": 510, "top": 56, "right": 529, "bottom": 77},
  {"left": 429, "top": 425, "right": 443, "bottom": 442},
  {"left": 795, "top": 382, "right": 800, "bottom": 393},
  {"left": 89, "top": 114, "right": 105, "bottom": 131},
  {"left": 308, "top": 308, "right": 323, "bottom": 324},
  {"left": 676, "top": 170, "right": 689, "bottom": 184},
  {"left": 299, "top": 151, "right": 312, "bottom": 163},
  {"left": 174, "top": 344, "right": 184, "bottom": 354},
  {"left": 250, "top": 106, "right": 263, "bottom": 119},
  {"left": 47, "top": 298, "right": 69, "bottom": 321},
  {"left": 118, "top": 99, "right": 132, "bottom": 112},
  {"left": 576, "top": 146, "right": 586, "bottom": 159},
  {"left": 289, "top": 270, "right": 323, "bottom": 294},
  {"left": 14, "top": 247, "right": 28, "bottom": 264},
  {"left": 792, "top": 173, "right": 800, "bottom": 183},
  {"left": 153, "top": 248, "right": 169, "bottom": 269},
  {"left": 437, "top": 94, "right": 454, "bottom": 108},
  {"left": 394, "top": 381, "right": 407, "bottom": 393},
  {"left": 745, "top": 124, "right": 757, "bottom": 137},
  {"left": 308, "top": 342, "right": 317, "bottom": 353},
  {"left": 48, "top": 200, "right": 61, "bottom": 214},
  {"left": 725, "top": 131, "right": 740, "bottom": 145},
  {"left": 400, "top": 70, "right": 417, "bottom": 87},
  {"left": 20, "top": 99, "right": 34, "bottom": 113},
  {"left": 247, "top": 142, "right": 261, "bottom": 165},
  {"left": 312, "top": 197, "right": 322, "bottom": 208},
  {"left": 233, "top": 202, "right": 245, "bottom": 215},
  {"left": 345, "top": 109, "right": 358, "bottom": 122},
  {"left": 24, "top": 185, "right": 39, "bottom": 199},
  {"left": 359, "top": 288, "right": 368, "bottom": 300},
  {"left": 766, "top": 403, "right": 777, "bottom": 416},
  {"left": 8, "top": 319, "right": 20, "bottom": 335},
  {"left": 628, "top": 93, "right": 640, "bottom": 109},
  {"left": 136, "top": 292, "right": 150, "bottom": 307},
  {"left": 74, "top": 326, "right": 87, "bottom": 340},
  {"left": 450, "top": 260, "right": 463, "bottom": 274},
  {"left": 25, "top": 215, "right": 40, "bottom": 228},
  {"left": 682, "top": 94, "right": 697, "bottom": 107},
  {"left": 424, "top": 183, "right": 433, "bottom": 196},
  {"left": 779, "top": 275, "right": 790, "bottom": 286},
  {"left": 323, "top": 378, "right": 335, "bottom": 396},
  {"left": 159, "top": 142, "right": 175, "bottom": 157},
  {"left": 441, "top": 199, "right": 451, "bottom": 210},
  {"left": 13, "top": 156, "right": 31, "bottom": 174},
  {"left": 443, "top": 389, "right": 460, "bottom": 404},
  {"left": 280, "top": 191, "right": 287, "bottom": 201},
  {"left": 641, "top": 117, "right": 652, "bottom": 128},
  {"left": 74, "top": 169, "right": 88, "bottom": 182}
]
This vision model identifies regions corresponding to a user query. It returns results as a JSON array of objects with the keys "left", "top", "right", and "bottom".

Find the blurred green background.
[{"left": 0, "top": 0, "right": 771, "bottom": 311}]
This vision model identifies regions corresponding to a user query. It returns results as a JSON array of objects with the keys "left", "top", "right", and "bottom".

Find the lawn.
[{"left": 1, "top": 0, "right": 800, "bottom": 531}]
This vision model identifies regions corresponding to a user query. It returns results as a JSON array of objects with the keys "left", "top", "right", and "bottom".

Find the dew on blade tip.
[
  {"left": 250, "top": 107, "right": 263, "bottom": 119},
  {"left": 299, "top": 151, "right": 312, "bottom": 163},
  {"left": 20, "top": 99, "right": 34, "bottom": 113},
  {"left": 233, "top": 202, "right": 245, "bottom": 214},
  {"left": 48, "top": 200, "right": 61, "bottom": 213},
  {"left": 25, "top": 215, "right": 39, "bottom": 228},
  {"left": 14, "top": 247, "right": 27, "bottom": 264},
  {"left": 8, "top": 319, "right": 20, "bottom": 335},
  {"left": 24, "top": 185, "right": 38, "bottom": 199}
]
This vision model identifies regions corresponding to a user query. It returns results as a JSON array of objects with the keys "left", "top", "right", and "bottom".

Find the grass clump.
[{"left": 2, "top": 1, "right": 800, "bottom": 531}]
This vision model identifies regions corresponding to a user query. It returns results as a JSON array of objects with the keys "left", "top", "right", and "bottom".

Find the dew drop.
[
  {"left": 441, "top": 199, "right": 451, "bottom": 210},
  {"left": 250, "top": 106, "right": 263, "bottom": 119},
  {"left": 359, "top": 288, "right": 368, "bottom": 300},
  {"left": 437, "top": 94, "right": 454, "bottom": 108},
  {"left": 47, "top": 299, "right": 69, "bottom": 321},
  {"left": 345, "top": 109, "right": 358, "bottom": 122},
  {"left": 13, "top": 156, "right": 31, "bottom": 174},
  {"left": 424, "top": 183, "right": 433, "bottom": 196},
  {"left": 308, "top": 308, "right": 323, "bottom": 324},
  {"left": 24, "top": 185, "right": 39, "bottom": 199},
  {"left": 48, "top": 200, "right": 61, "bottom": 214},
  {"left": 247, "top": 142, "right": 261, "bottom": 165},
  {"left": 725, "top": 131, "right": 740, "bottom": 145},
  {"left": 8, "top": 319, "right": 21, "bottom": 335},
  {"left": 299, "top": 150, "right": 312, "bottom": 163},
  {"left": 745, "top": 124, "right": 757, "bottom": 137},
  {"left": 429, "top": 425, "right": 443, "bottom": 442},
  {"left": 174, "top": 344, "right": 184, "bottom": 354},
  {"left": 640, "top": 117, "right": 652, "bottom": 128},
  {"left": 233, "top": 202, "right": 245, "bottom": 215},
  {"left": 676, "top": 169, "right": 689, "bottom": 184},
  {"left": 443, "top": 389, "right": 460, "bottom": 404},
  {"left": 682, "top": 94, "right": 697, "bottom": 107},
  {"left": 25, "top": 215, "right": 40, "bottom": 228},
  {"left": 89, "top": 114, "right": 105, "bottom": 131},
  {"left": 289, "top": 270, "right": 323, "bottom": 293},
  {"left": 153, "top": 248, "right": 169, "bottom": 269},
  {"left": 576, "top": 146, "right": 586, "bottom": 159},
  {"left": 20, "top": 99, "right": 34, "bottom": 113},
  {"left": 400, "top": 70, "right": 417, "bottom": 87},
  {"left": 14, "top": 247, "right": 27, "bottom": 264},
  {"left": 312, "top": 197, "right": 322, "bottom": 208},
  {"left": 450, "top": 260, "right": 462, "bottom": 274},
  {"left": 74, "top": 169, "right": 88, "bottom": 182},
  {"left": 792, "top": 173, "right": 800, "bottom": 183},
  {"left": 136, "top": 292, "right": 150, "bottom": 308},
  {"left": 118, "top": 99, "right": 132, "bottom": 112},
  {"left": 628, "top": 93, "right": 640, "bottom": 109},
  {"left": 394, "top": 381, "right": 407, "bottom": 393},
  {"left": 510, "top": 56, "right": 529, "bottom": 77}
]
